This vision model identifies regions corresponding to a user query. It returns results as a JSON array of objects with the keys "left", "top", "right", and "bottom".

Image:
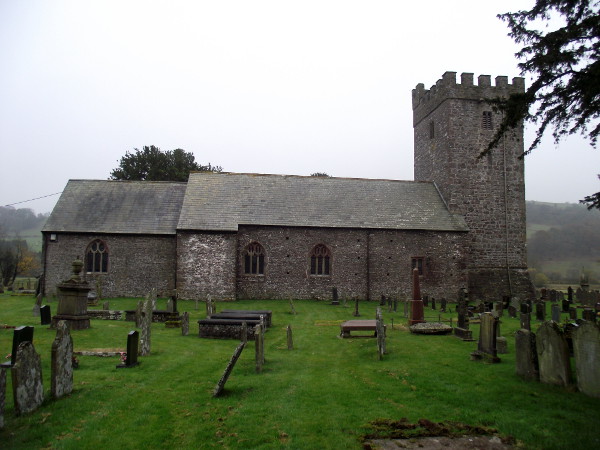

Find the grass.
[{"left": 1, "top": 295, "right": 599, "bottom": 449}]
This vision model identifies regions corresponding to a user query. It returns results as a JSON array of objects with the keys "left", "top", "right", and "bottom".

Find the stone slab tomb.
[{"left": 11, "top": 342, "right": 44, "bottom": 415}]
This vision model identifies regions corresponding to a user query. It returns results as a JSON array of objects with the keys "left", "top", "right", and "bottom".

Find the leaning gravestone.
[
  {"left": 117, "top": 331, "right": 140, "bottom": 368},
  {"left": 40, "top": 304, "right": 52, "bottom": 326},
  {"left": 213, "top": 342, "right": 246, "bottom": 397},
  {"left": 181, "top": 311, "right": 189, "bottom": 336},
  {"left": 470, "top": 313, "right": 500, "bottom": 363},
  {"left": 11, "top": 342, "right": 44, "bottom": 415},
  {"left": 51, "top": 321, "right": 74, "bottom": 399},
  {"left": 572, "top": 321, "right": 600, "bottom": 398},
  {"left": 536, "top": 321, "right": 572, "bottom": 387},
  {"left": 515, "top": 329, "right": 539, "bottom": 381},
  {"left": 0, "top": 368, "right": 5, "bottom": 429},
  {"left": 1, "top": 326, "right": 34, "bottom": 368}
]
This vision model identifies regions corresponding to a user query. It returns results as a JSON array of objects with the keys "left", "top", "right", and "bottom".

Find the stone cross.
[
  {"left": 536, "top": 321, "right": 572, "bottom": 387},
  {"left": 11, "top": 342, "right": 44, "bottom": 415},
  {"left": 51, "top": 321, "right": 74, "bottom": 398}
]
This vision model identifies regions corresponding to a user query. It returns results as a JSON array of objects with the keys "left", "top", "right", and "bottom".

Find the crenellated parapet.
[{"left": 412, "top": 71, "right": 525, "bottom": 126}]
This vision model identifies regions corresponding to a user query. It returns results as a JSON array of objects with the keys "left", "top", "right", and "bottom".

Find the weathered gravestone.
[
  {"left": 572, "top": 321, "right": 600, "bottom": 398},
  {"left": 520, "top": 312, "right": 531, "bottom": 332},
  {"left": 213, "top": 342, "right": 246, "bottom": 397},
  {"left": 117, "top": 331, "right": 140, "bottom": 368},
  {"left": 496, "top": 321, "right": 508, "bottom": 354},
  {"left": 287, "top": 325, "right": 293, "bottom": 350},
  {"left": 52, "top": 257, "right": 91, "bottom": 330},
  {"left": 536, "top": 321, "right": 572, "bottom": 387},
  {"left": 139, "top": 299, "right": 152, "bottom": 356},
  {"left": 331, "top": 287, "right": 339, "bottom": 305},
  {"left": 11, "top": 341, "right": 44, "bottom": 415},
  {"left": 51, "top": 321, "right": 74, "bottom": 398},
  {"left": 582, "top": 308, "right": 596, "bottom": 322},
  {"left": 353, "top": 297, "right": 360, "bottom": 317},
  {"left": 454, "top": 297, "right": 473, "bottom": 341},
  {"left": 440, "top": 298, "right": 447, "bottom": 313},
  {"left": 1, "top": 326, "right": 34, "bottom": 368},
  {"left": 32, "top": 294, "right": 42, "bottom": 317},
  {"left": 515, "top": 329, "right": 539, "bottom": 381},
  {"left": 422, "top": 295, "right": 429, "bottom": 308},
  {"left": 494, "top": 301, "right": 503, "bottom": 317},
  {"left": 40, "top": 305, "right": 52, "bottom": 326},
  {"left": 569, "top": 307, "right": 577, "bottom": 320},
  {"left": 181, "top": 311, "right": 190, "bottom": 336},
  {"left": 508, "top": 305, "right": 517, "bottom": 318},
  {"left": 470, "top": 313, "right": 500, "bottom": 363},
  {"left": 103, "top": 301, "right": 110, "bottom": 310},
  {"left": 431, "top": 297, "right": 436, "bottom": 310},
  {"left": 166, "top": 298, "right": 174, "bottom": 313},
  {"left": 536, "top": 302, "right": 546, "bottom": 321},
  {"left": 551, "top": 303, "right": 561, "bottom": 323},
  {"left": 0, "top": 368, "right": 5, "bottom": 429}
]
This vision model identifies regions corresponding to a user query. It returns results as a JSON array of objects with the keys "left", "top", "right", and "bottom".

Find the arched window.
[
  {"left": 244, "top": 242, "right": 265, "bottom": 275},
  {"left": 86, "top": 239, "right": 109, "bottom": 273},
  {"left": 310, "top": 244, "right": 331, "bottom": 276}
]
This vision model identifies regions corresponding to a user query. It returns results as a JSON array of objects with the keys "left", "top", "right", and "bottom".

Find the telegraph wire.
[{"left": 2, "top": 192, "right": 63, "bottom": 208}]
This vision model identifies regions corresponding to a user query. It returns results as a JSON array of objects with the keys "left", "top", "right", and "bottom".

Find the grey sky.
[{"left": 1, "top": 0, "right": 598, "bottom": 215}]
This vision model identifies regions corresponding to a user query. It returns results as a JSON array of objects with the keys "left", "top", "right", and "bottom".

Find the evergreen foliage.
[{"left": 110, "top": 146, "right": 222, "bottom": 182}]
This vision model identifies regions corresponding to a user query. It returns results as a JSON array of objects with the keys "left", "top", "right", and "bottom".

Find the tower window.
[
  {"left": 482, "top": 111, "right": 493, "bottom": 130},
  {"left": 429, "top": 121, "right": 435, "bottom": 139},
  {"left": 310, "top": 244, "right": 331, "bottom": 276},
  {"left": 243, "top": 242, "right": 265, "bottom": 275}
]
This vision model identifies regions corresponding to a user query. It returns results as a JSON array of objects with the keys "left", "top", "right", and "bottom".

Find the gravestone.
[
  {"left": 454, "top": 297, "right": 473, "bottom": 341},
  {"left": 496, "top": 321, "right": 508, "bottom": 354},
  {"left": 139, "top": 299, "right": 152, "bottom": 356},
  {"left": 393, "top": 297, "right": 398, "bottom": 312},
  {"left": 536, "top": 302, "right": 545, "bottom": 321},
  {"left": 551, "top": 303, "right": 561, "bottom": 323},
  {"left": 520, "top": 302, "right": 530, "bottom": 314},
  {"left": 582, "top": 308, "right": 596, "bottom": 322},
  {"left": 11, "top": 342, "right": 44, "bottom": 415},
  {"left": 409, "top": 268, "right": 425, "bottom": 325},
  {"left": 536, "top": 321, "right": 572, "bottom": 387},
  {"left": 213, "top": 342, "right": 246, "bottom": 397},
  {"left": 51, "top": 321, "right": 74, "bottom": 398},
  {"left": 494, "top": 301, "right": 503, "bottom": 317},
  {"left": 135, "top": 300, "right": 143, "bottom": 328},
  {"left": 240, "top": 322, "right": 248, "bottom": 343},
  {"left": 353, "top": 297, "right": 360, "bottom": 317},
  {"left": 1, "top": 326, "right": 34, "bottom": 368},
  {"left": 170, "top": 293, "right": 178, "bottom": 313},
  {"left": 287, "top": 325, "right": 293, "bottom": 350},
  {"left": 102, "top": 301, "right": 110, "bottom": 310},
  {"left": 515, "top": 329, "right": 539, "bottom": 381},
  {"left": 32, "top": 294, "right": 42, "bottom": 317},
  {"left": 40, "top": 305, "right": 52, "bottom": 325},
  {"left": 181, "top": 311, "right": 190, "bottom": 336},
  {"left": 440, "top": 298, "right": 447, "bottom": 313},
  {"left": 508, "top": 305, "right": 517, "bottom": 318},
  {"left": 431, "top": 297, "right": 436, "bottom": 310},
  {"left": 117, "top": 331, "right": 140, "bottom": 368},
  {"left": 567, "top": 286, "right": 574, "bottom": 302},
  {"left": 332, "top": 287, "right": 339, "bottom": 305},
  {"left": 520, "top": 312, "right": 531, "bottom": 331},
  {"left": 569, "top": 307, "right": 577, "bottom": 320},
  {"left": 380, "top": 294, "right": 386, "bottom": 306},
  {"left": 562, "top": 298, "right": 571, "bottom": 313},
  {"left": 470, "top": 313, "right": 500, "bottom": 363},
  {"left": 422, "top": 295, "right": 429, "bottom": 308},
  {"left": 0, "top": 368, "right": 5, "bottom": 429},
  {"left": 166, "top": 298, "right": 174, "bottom": 313},
  {"left": 572, "top": 321, "right": 600, "bottom": 398}
]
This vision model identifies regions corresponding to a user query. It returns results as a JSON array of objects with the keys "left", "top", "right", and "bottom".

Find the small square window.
[{"left": 49, "top": 233, "right": 57, "bottom": 242}]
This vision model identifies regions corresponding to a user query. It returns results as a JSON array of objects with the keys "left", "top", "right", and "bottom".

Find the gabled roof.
[
  {"left": 43, "top": 179, "right": 187, "bottom": 235},
  {"left": 177, "top": 173, "right": 467, "bottom": 232}
]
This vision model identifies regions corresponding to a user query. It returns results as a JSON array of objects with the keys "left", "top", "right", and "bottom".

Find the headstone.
[
  {"left": 32, "top": 294, "right": 42, "bottom": 317},
  {"left": 135, "top": 300, "right": 144, "bottom": 328},
  {"left": 409, "top": 268, "right": 425, "bottom": 325},
  {"left": 562, "top": 298, "right": 571, "bottom": 313},
  {"left": 422, "top": 295, "right": 429, "bottom": 308},
  {"left": 166, "top": 298, "right": 174, "bottom": 313},
  {"left": 213, "top": 342, "right": 246, "bottom": 397},
  {"left": 496, "top": 321, "right": 508, "bottom": 354},
  {"left": 549, "top": 290, "right": 557, "bottom": 303},
  {"left": 536, "top": 302, "right": 545, "bottom": 321},
  {"left": 520, "top": 312, "right": 531, "bottom": 331},
  {"left": 582, "top": 308, "right": 596, "bottom": 322},
  {"left": 0, "top": 368, "right": 5, "bottom": 429},
  {"left": 572, "top": 321, "right": 600, "bottom": 398},
  {"left": 170, "top": 293, "right": 178, "bottom": 313},
  {"left": 332, "top": 287, "right": 339, "bottom": 305},
  {"left": 117, "top": 331, "right": 140, "bottom": 368},
  {"left": 181, "top": 311, "right": 189, "bottom": 336},
  {"left": 393, "top": 297, "right": 398, "bottom": 312},
  {"left": 515, "top": 329, "right": 539, "bottom": 380},
  {"left": 569, "top": 307, "right": 577, "bottom": 320},
  {"left": 567, "top": 286, "right": 573, "bottom": 302},
  {"left": 11, "top": 342, "right": 44, "bottom": 415},
  {"left": 431, "top": 297, "right": 436, "bottom": 310},
  {"left": 551, "top": 303, "right": 561, "bottom": 323},
  {"left": 353, "top": 297, "right": 360, "bottom": 317},
  {"left": 139, "top": 299, "right": 152, "bottom": 356},
  {"left": 470, "top": 313, "right": 500, "bottom": 363},
  {"left": 380, "top": 294, "right": 386, "bottom": 306},
  {"left": 102, "top": 301, "right": 110, "bottom": 310},
  {"left": 50, "top": 321, "right": 74, "bottom": 398},
  {"left": 494, "top": 301, "right": 503, "bottom": 317},
  {"left": 508, "top": 305, "right": 517, "bottom": 318},
  {"left": 440, "top": 298, "right": 447, "bottom": 313},
  {"left": 40, "top": 305, "right": 52, "bottom": 325},
  {"left": 520, "top": 302, "right": 530, "bottom": 314},
  {"left": 1, "top": 326, "right": 34, "bottom": 368},
  {"left": 287, "top": 325, "right": 293, "bottom": 350},
  {"left": 536, "top": 321, "right": 572, "bottom": 387},
  {"left": 289, "top": 299, "right": 297, "bottom": 315}
]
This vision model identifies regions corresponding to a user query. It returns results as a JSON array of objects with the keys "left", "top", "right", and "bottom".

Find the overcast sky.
[{"left": 1, "top": 0, "right": 598, "bottom": 215}]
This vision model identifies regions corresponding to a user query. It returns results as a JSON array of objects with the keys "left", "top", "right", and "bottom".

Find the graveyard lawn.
[{"left": 0, "top": 295, "right": 599, "bottom": 449}]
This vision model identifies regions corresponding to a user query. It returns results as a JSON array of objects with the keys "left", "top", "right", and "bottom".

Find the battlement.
[{"left": 412, "top": 71, "right": 525, "bottom": 125}]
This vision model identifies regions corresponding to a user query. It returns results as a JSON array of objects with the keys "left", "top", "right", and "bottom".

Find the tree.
[
  {"left": 486, "top": 0, "right": 600, "bottom": 208},
  {"left": 110, "top": 146, "right": 222, "bottom": 182},
  {"left": 310, "top": 172, "right": 331, "bottom": 177}
]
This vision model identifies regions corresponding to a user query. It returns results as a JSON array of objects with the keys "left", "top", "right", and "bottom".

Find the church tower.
[{"left": 412, "top": 71, "right": 535, "bottom": 301}]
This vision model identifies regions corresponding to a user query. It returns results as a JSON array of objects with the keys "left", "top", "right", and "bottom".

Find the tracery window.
[
  {"left": 310, "top": 244, "right": 331, "bottom": 276},
  {"left": 86, "top": 239, "right": 109, "bottom": 273},
  {"left": 244, "top": 242, "right": 265, "bottom": 275}
]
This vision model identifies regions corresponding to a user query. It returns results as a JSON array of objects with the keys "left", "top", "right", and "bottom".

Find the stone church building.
[{"left": 42, "top": 72, "right": 535, "bottom": 302}]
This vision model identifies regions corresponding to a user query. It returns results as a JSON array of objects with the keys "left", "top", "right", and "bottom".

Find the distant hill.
[
  {"left": 0, "top": 206, "right": 48, "bottom": 251},
  {"left": 526, "top": 201, "right": 600, "bottom": 285}
]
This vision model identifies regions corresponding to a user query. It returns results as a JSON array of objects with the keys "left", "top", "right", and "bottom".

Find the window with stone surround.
[
  {"left": 411, "top": 256, "right": 424, "bottom": 276},
  {"left": 244, "top": 242, "right": 265, "bottom": 275},
  {"left": 310, "top": 244, "right": 331, "bottom": 276},
  {"left": 482, "top": 111, "right": 493, "bottom": 130},
  {"left": 86, "top": 239, "right": 109, "bottom": 273}
]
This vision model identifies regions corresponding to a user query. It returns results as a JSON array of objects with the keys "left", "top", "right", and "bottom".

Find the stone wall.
[
  {"left": 413, "top": 72, "right": 534, "bottom": 301},
  {"left": 43, "top": 233, "right": 177, "bottom": 298}
]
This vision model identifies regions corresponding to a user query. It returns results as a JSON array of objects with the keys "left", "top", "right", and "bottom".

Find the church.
[{"left": 41, "top": 71, "right": 535, "bottom": 302}]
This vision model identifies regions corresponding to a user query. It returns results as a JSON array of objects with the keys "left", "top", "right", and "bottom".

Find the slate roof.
[
  {"left": 43, "top": 180, "right": 187, "bottom": 235},
  {"left": 177, "top": 173, "right": 468, "bottom": 232}
]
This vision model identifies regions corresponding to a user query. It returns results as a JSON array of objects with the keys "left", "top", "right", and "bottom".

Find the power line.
[{"left": 2, "top": 192, "right": 63, "bottom": 208}]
